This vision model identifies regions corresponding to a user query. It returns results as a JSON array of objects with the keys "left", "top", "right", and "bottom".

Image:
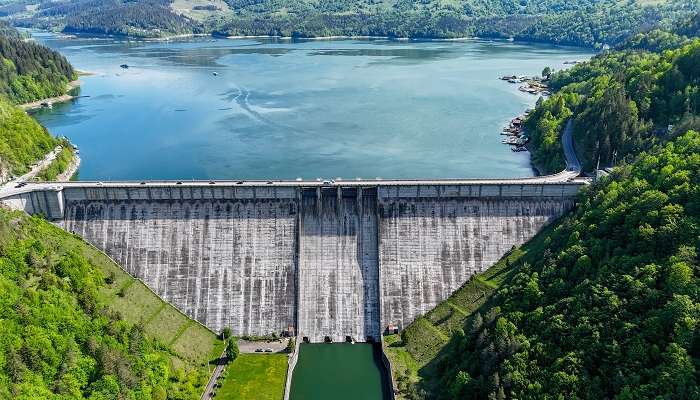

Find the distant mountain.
[
  {"left": 1, "top": 0, "right": 699, "bottom": 47},
  {"left": 12, "top": 0, "right": 197, "bottom": 37}
]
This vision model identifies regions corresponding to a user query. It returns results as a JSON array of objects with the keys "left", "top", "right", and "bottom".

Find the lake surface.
[
  {"left": 290, "top": 343, "right": 390, "bottom": 400},
  {"left": 31, "top": 32, "right": 591, "bottom": 180}
]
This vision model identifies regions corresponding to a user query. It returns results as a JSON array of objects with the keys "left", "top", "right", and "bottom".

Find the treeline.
[
  {"left": 0, "top": 209, "right": 208, "bottom": 399},
  {"left": 16, "top": 0, "right": 197, "bottom": 37},
  {"left": 0, "top": 23, "right": 75, "bottom": 104},
  {"left": 435, "top": 129, "right": 700, "bottom": 399},
  {"left": 525, "top": 30, "right": 700, "bottom": 173},
  {"left": 3, "top": 0, "right": 699, "bottom": 47},
  {"left": 37, "top": 138, "right": 74, "bottom": 181},
  {"left": 209, "top": 0, "right": 698, "bottom": 48},
  {"left": 211, "top": 12, "right": 535, "bottom": 40}
]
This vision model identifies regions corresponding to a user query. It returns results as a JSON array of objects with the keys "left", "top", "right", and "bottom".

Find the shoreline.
[
  {"left": 19, "top": 80, "right": 81, "bottom": 110},
  {"left": 49, "top": 29, "right": 587, "bottom": 48},
  {"left": 57, "top": 149, "right": 81, "bottom": 182},
  {"left": 223, "top": 34, "right": 479, "bottom": 41}
]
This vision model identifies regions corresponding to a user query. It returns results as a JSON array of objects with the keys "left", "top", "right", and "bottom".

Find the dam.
[{"left": 0, "top": 178, "right": 583, "bottom": 343}]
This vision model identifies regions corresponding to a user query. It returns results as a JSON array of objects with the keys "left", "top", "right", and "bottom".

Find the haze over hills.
[{"left": 0, "top": 0, "right": 696, "bottom": 47}]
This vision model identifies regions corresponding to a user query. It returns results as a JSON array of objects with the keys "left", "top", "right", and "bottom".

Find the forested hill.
[
  {"left": 0, "top": 22, "right": 75, "bottom": 104},
  {"left": 0, "top": 96, "right": 58, "bottom": 181},
  {"left": 13, "top": 0, "right": 197, "bottom": 38},
  {"left": 438, "top": 129, "right": 700, "bottom": 399},
  {"left": 1, "top": 0, "right": 699, "bottom": 47},
  {"left": 526, "top": 29, "right": 700, "bottom": 174}
]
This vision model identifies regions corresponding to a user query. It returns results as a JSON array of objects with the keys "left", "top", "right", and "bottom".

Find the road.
[
  {"left": 539, "top": 119, "right": 582, "bottom": 182},
  {"left": 0, "top": 146, "right": 61, "bottom": 190},
  {"left": 201, "top": 353, "right": 227, "bottom": 400},
  {"left": 0, "top": 120, "right": 585, "bottom": 199}
]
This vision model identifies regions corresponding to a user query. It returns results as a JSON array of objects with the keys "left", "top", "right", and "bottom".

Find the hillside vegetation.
[
  {"left": 0, "top": 22, "right": 75, "bottom": 104},
  {"left": 0, "top": 208, "right": 225, "bottom": 399},
  {"left": 13, "top": 0, "right": 197, "bottom": 38},
  {"left": 0, "top": 96, "right": 57, "bottom": 180},
  {"left": 526, "top": 31, "right": 700, "bottom": 173},
  {"left": 1, "top": 0, "right": 698, "bottom": 47}
]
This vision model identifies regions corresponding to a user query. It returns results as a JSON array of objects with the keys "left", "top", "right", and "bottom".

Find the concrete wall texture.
[{"left": 3, "top": 183, "right": 580, "bottom": 341}]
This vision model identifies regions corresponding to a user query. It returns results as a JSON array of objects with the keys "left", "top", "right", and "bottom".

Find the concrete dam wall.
[{"left": 2, "top": 182, "right": 580, "bottom": 341}]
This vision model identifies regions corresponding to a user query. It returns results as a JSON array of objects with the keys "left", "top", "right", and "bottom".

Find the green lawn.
[{"left": 217, "top": 354, "right": 289, "bottom": 400}]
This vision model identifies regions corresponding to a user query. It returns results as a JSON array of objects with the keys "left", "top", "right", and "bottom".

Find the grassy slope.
[
  {"left": 384, "top": 222, "right": 558, "bottom": 397},
  {"left": 35, "top": 212, "right": 226, "bottom": 375},
  {"left": 217, "top": 354, "right": 288, "bottom": 400}
]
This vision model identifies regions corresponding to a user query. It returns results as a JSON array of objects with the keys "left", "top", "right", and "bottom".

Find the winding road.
[{"left": 1, "top": 146, "right": 61, "bottom": 189}]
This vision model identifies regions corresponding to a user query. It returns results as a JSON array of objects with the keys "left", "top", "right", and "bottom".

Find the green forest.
[
  {"left": 0, "top": 209, "right": 222, "bottom": 399},
  {"left": 435, "top": 129, "right": 700, "bottom": 399},
  {"left": 0, "top": 96, "right": 57, "bottom": 178},
  {"left": 0, "top": 21, "right": 75, "bottom": 104},
  {"left": 0, "top": 22, "right": 77, "bottom": 180},
  {"left": 526, "top": 26, "right": 700, "bottom": 173},
  {"left": 0, "top": 0, "right": 697, "bottom": 47}
]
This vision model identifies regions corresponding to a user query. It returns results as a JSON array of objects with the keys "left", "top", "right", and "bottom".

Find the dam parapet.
[{"left": 0, "top": 180, "right": 583, "bottom": 341}]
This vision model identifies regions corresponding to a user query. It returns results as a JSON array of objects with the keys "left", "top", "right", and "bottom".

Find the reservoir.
[
  {"left": 290, "top": 343, "right": 390, "bottom": 400},
  {"left": 29, "top": 32, "right": 592, "bottom": 181}
]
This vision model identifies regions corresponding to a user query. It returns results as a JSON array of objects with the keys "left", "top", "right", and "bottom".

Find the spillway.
[{"left": 298, "top": 188, "right": 380, "bottom": 343}]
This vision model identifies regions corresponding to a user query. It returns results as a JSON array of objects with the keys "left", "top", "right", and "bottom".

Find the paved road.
[
  {"left": 540, "top": 119, "right": 582, "bottom": 182},
  {"left": 201, "top": 354, "right": 226, "bottom": 400},
  {"left": 0, "top": 146, "right": 61, "bottom": 190}
]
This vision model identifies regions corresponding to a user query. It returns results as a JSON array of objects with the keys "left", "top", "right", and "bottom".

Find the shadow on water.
[{"left": 290, "top": 343, "right": 391, "bottom": 400}]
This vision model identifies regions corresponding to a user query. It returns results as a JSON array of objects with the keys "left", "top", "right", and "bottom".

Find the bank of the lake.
[
  {"left": 18, "top": 80, "right": 82, "bottom": 110},
  {"left": 290, "top": 343, "right": 391, "bottom": 400}
]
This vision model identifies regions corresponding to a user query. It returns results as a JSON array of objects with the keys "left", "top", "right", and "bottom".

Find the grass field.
[
  {"left": 217, "top": 354, "right": 289, "bottom": 400},
  {"left": 384, "top": 223, "right": 557, "bottom": 398}
]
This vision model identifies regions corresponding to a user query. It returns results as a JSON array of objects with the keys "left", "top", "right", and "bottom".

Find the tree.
[
  {"left": 221, "top": 327, "right": 232, "bottom": 340},
  {"left": 285, "top": 337, "right": 296, "bottom": 353},
  {"left": 226, "top": 338, "right": 239, "bottom": 362},
  {"left": 542, "top": 66, "right": 552, "bottom": 80}
]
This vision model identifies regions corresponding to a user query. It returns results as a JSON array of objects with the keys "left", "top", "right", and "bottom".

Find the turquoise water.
[
  {"left": 30, "top": 32, "right": 591, "bottom": 180},
  {"left": 290, "top": 343, "right": 390, "bottom": 400}
]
